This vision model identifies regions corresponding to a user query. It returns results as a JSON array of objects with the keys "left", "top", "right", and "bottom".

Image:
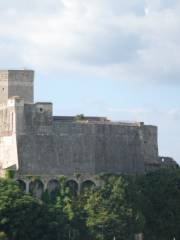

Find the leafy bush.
[{"left": 5, "top": 170, "right": 15, "bottom": 179}]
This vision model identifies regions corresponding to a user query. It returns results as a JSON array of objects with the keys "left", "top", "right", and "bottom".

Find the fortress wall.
[
  {"left": 0, "top": 134, "right": 18, "bottom": 170},
  {"left": 0, "top": 104, "right": 15, "bottom": 169},
  {"left": 15, "top": 103, "right": 158, "bottom": 176},
  {"left": 52, "top": 122, "right": 150, "bottom": 174},
  {"left": 17, "top": 103, "right": 58, "bottom": 175},
  {"left": 21, "top": 102, "right": 53, "bottom": 134},
  {"left": 17, "top": 134, "right": 59, "bottom": 175},
  {"left": 140, "top": 125, "right": 159, "bottom": 166},
  {"left": 52, "top": 122, "right": 96, "bottom": 175},
  {"left": 0, "top": 104, "right": 13, "bottom": 135},
  {"left": 17, "top": 121, "right": 96, "bottom": 176},
  {"left": 8, "top": 70, "right": 34, "bottom": 104},
  {"left": 0, "top": 97, "right": 25, "bottom": 135},
  {"left": 0, "top": 99, "right": 20, "bottom": 170},
  {"left": 0, "top": 71, "right": 8, "bottom": 103},
  {"left": 0, "top": 70, "right": 34, "bottom": 104},
  {"left": 93, "top": 124, "right": 145, "bottom": 173},
  {"left": 0, "top": 69, "right": 161, "bottom": 177}
]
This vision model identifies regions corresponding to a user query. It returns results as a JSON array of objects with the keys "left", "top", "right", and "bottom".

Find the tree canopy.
[{"left": 0, "top": 169, "right": 180, "bottom": 240}]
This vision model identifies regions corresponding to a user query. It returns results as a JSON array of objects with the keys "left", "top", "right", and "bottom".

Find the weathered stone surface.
[
  {"left": 0, "top": 70, "right": 165, "bottom": 178},
  {"left": 0, "top": 70, "right": 34, "bottom": 104}
]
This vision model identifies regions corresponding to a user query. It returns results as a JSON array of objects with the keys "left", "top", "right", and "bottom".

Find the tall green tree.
[
  {"left": 0, "top": 179, "right": 63, "bottom": 240},
  {"left": 85, "top": 175, "right": 140, "bottom": 240},
  {"left": 51, "top": 176, "right": 90, "bottom": 240},
  {"left": 136, "top": 169, "right": 180, "bottom": 240}
]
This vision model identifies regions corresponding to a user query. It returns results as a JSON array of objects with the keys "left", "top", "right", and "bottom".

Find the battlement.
[{"left": 0, "top": 70, "right": 34, "bottom": 104}]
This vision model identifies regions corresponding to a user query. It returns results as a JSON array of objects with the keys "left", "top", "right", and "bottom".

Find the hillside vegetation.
[{"left": 0, "top": 169, "right": 180, "bottom": 240}]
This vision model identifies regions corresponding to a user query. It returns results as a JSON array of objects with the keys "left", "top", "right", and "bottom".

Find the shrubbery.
[{"left": 0, "top": 169, "right": 180, "bottom": 240}]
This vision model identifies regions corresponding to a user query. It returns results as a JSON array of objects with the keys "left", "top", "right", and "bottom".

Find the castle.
[{"left": 0, "top": 70, "right": 176, "bottom": 196}]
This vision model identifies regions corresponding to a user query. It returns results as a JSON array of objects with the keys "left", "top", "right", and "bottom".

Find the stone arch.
[
  {"left": 29, "top": 179, "right": 44, "bottom": 198},
  {"left": 81, "top": 180, "right": 96, "bottom": 192},
  {"left": 47, "top": 179, "right": 59, "bottom": 192},
  {"left": 47, "top": 179, "right": 59, "bottom": 199},
  {"left": 66, "top": 179, "right": 78, "bottom": 197},
  {"left": 16, "top": 179, "right": 26, "bottom": 192}
]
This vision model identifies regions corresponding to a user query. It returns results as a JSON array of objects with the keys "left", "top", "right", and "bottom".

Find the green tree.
[
  {"left": 0, "top": 178, "right": 63, "bottom": 240},
  {"left": 85, "top": 176, "right": 140, "bottom": 240},
  {"left": 52, "top": 177, "right": 90, "bottom": 240},
  {"left": 75, "top": 114, "right": 85, "bottom": 121},
  {"left": 69, "top": 192, "right": 91, "bottom": 240},
  {"left": 136, "top": 169, "right": 180, "bottom": 240}
]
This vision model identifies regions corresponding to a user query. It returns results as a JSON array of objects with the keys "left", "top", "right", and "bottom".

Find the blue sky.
[{"left": 0, "top": 0, "right": 180, "bottom": 162}]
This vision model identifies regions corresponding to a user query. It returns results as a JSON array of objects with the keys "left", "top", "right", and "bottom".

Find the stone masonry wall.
[
  {"left": 0, "top": 70, "right": 34, "bottom": 104},
  {"left": 0, "top": 71, "right": 8, "bottom": 104},
  {"left": 0, "top": 98, "right": 19, "bottom": 170},
  {"left": 53, "top": 122, "right": 146, "bottom": 175},
  {"left": 15, "top": 102, "right": 159, "bottom": 176}
]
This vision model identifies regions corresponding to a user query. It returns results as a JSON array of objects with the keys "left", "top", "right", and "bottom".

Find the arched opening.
[
  {"left": 81, "top": 180, "right": 96, "bottom": 192},
  {"left": 66, "top": 180, "right": 78, "bottom": 197},
  {"left": 47, "top": 179, "right": 59, "bottom": 192},
  {"left": 16, "top": 179, "right": 26, "bottom": 192},
  {"left": 29, "top": 179, "right": 44, "bottom": 199},
  {"left": 47, "top": 179, "right": 59, "bottom": 200}
]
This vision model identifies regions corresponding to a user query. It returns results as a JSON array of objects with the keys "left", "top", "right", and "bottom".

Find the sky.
[{"left": 0, "top": 0, "right": 180, "bottom": 162}]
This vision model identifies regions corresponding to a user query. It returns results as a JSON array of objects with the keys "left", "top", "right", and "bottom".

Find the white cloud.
[{"left": 0, "top": 0, "right": 180, "bottom": 83}]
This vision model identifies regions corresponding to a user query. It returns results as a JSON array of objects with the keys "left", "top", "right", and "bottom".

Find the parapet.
[
  {"left": 53, "top": 116, "right": 109, "bottom": 123},
  {"left": 53, "top": 115, "right": 144, "bottom": 127}
]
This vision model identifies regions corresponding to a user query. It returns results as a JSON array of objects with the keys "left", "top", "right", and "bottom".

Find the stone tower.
[{"left": 0, "top": 70, "right": 34, "bottom": 104}]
